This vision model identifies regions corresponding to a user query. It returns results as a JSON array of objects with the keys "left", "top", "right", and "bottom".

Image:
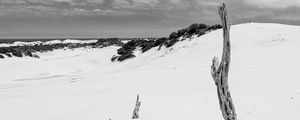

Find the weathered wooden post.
[
  {"left": 132, "top": 95, "right": 141, "bottom": 119},
  {"left": 211, "top": 3, "right": 237, "bottom": 120}
]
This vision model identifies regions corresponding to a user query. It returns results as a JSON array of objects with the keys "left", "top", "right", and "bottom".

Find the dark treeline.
[
  {"left": 0, "top": 38, "right": 124, "bottom": 59},
  {"left": 112, "top": 23, "right": 222, "bottom": 62}
]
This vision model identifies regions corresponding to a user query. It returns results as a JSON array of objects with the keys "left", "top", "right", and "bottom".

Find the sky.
[{"left": 0, "top": 0, "right": 299, "bottom": 38}]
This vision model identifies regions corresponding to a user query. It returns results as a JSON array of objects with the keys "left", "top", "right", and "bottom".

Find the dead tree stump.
[
  {"left": 211, "top": 3, "right": 237, "bottom": 120},
  {"left": 132, "top": 95, "right": 141, "bottom": 119}
]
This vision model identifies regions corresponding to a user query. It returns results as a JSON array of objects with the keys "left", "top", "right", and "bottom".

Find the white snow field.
[{"left": 0, "top": 23, "right": 300, "bottom": 120}]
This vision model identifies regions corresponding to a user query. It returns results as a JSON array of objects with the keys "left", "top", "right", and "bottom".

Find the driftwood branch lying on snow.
[
  {"left": 211, "top": 3, "right": 237, "bottom": 120},
  {"left": 132, "top": 95, "right": 141, "bottom": 119}
]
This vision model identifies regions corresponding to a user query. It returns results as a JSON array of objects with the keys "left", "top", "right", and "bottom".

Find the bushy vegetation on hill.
[
  {"left": 0, "top": 38, "right": 124, "bottom": 59},
  {"left": 111, "top": 23, "right": 222, "bottom": 62},
  {"left": 0, "top": 23, "right": 221, "bottom": 61},
  {"left": 94, "top": 38, "right": 124, "bottom": 47},
  {"left": 111, "top": 38, "right": 169, "bottom": 62},
  {"left": 170, "top": 23, "right": 222, "bottom": 39}
]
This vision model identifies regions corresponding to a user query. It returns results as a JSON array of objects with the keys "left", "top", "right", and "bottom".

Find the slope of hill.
[{"left": 0, "top": 23, "right": 299, "bottom": 120}]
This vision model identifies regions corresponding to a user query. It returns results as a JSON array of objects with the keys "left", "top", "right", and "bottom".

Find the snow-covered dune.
[{"left": 0, "top": 23, "right": 299, "bottom": 120}]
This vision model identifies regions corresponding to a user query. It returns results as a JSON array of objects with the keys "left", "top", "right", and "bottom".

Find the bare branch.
[
  {"left": 132, "top": 95, "right": 141, "bottom": 119},
  {"left": 211, "top": 3, "right": 237, "bottom": 120}
]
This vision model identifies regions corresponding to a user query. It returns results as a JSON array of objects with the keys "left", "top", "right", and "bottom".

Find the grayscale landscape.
[{"left": 0, "top": 0, "right": 299, "bottom": 120}]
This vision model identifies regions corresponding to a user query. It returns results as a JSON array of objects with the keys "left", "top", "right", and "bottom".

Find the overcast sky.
[{"left": 0, "top": 0, "right": 299, "bottom": 38}]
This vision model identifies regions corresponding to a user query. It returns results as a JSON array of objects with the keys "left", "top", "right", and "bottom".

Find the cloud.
[
  {"left": 86, "top": 0, "right": 105, "bottom": 4},
  {"left": 132, "top": 0, "right": 160, "bottom": 8},
  {"left": 1, "top": 0, "right": 300, "bottom": 39},
  {"left": 0, "top": 0, "right": 299, "bottom": 26},
  {"left": 0, "top": 0, "right": 106, "bottom": 6},
  {"left": 112, "top": 0, "right": 160, "bottom": 9},
  {"left": 0, "top": 4, "right": 129, "bottom": 18},
  {"left": 196, "top": 0, "right": 221, "bottom": 7},
  {"left": 166, "top": 0, "right": 191, "bottom": 9},
  {"left": 243, "top": 0, "right": 300, "bottom": 8},
  {"left": 111, "top": 0, "right": 132, "bottom": 9},
  {"left": 51, "top": 0, "right": 84, "bottom": 5},
  {"left": 26, "top": 0, "right": 56, "bottom": 5},
  {"left": 0, "top": 0, "right": 27, "bottom": 5}
]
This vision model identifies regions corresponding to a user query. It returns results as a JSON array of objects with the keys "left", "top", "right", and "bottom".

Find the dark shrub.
[
  {"left": 5, "top": 53, "right": 12, "bottom": 57},
  {"left": 169, "top": 32, "right": 179, "bottom": 39},
  {"left": 12, "top": 51, "right": 23, "bottom": 57},
  {"left": 177, "top": 28, "right": 187, "bottom": 37},
  {"left": 96, "top": 38, "right": 123, "bottom": 47},
  {"left": 187, "top": 23, "right": 209, "bottom": 37},
  {"left": 155, "top": 37, "right": 168, "bottom": 46},
  {"left": 116, "top": 40, "right": 138, "bottom": 55},
  {"left": 198, "top": 23, "right": 209, "bottom": 29},
  {"left": 32, "top": 54, "right": 40, "bottom": 58},
  {"left": 23, "top": 51, "right": 33, "bottom": 57},
  {"left": 123, "top": 40, "right": 137, "bottom": 50},
  {"left": 22, "top": 50, "right": 39, "bottom": 58},
  {"left": 207, "top": 24, "right": 222, "bottom": 31},
  {"left": 187, "top": 23, "right": 200, "bottom": 35},
  {"left": 141, "top": 42, "right": 155, "bottom": 53},
  {"left": 117, "top": 48, "right": 131, "bottom": 56},
  {"left": 117, "top": 54, "right": 135, "bottom": 62},
  {"left": 111, "top": 55, "right": 119, "bottom": 62},
  {"left": 0, "top": 54, "right": 4, "bottom": 59},
  {"left": 113, "top": 40, "right": 139, "bottom": 61},
  {"left": 197, "top": 29, "right": 206, "bottom": 36},
  {"left": 165, "top": 38, "right": 178, "bottom": 48}
]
